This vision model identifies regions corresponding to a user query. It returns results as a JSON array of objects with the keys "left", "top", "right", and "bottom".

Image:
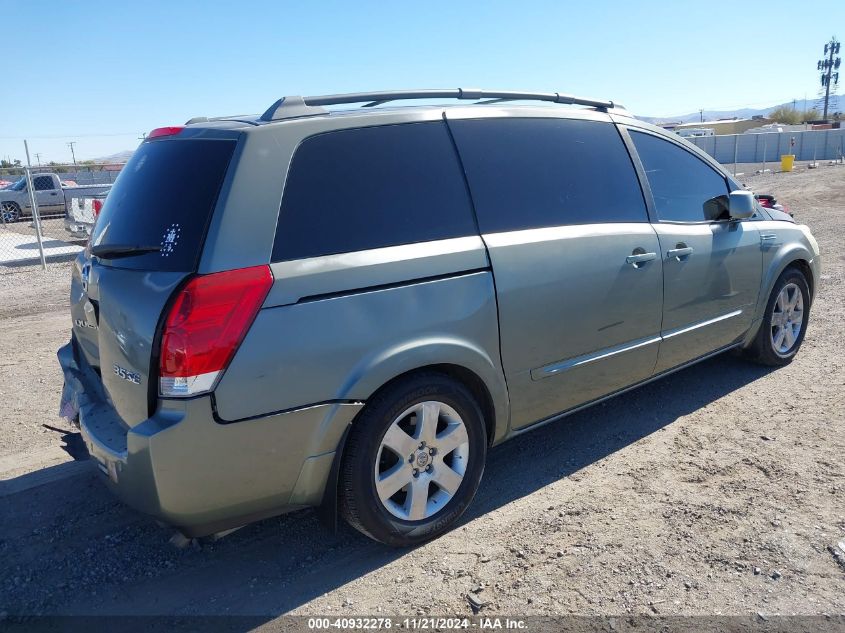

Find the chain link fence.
[{"left": 0, "top": 162, "right": 121, "bottom": 270}]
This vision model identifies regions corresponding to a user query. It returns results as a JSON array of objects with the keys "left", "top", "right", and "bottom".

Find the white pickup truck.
[
  {"left": 0, "top": 173, "right": 111, "bottom": 223},
  {"left": 64, "top": 191, "right": 108, "bottom": 239}
]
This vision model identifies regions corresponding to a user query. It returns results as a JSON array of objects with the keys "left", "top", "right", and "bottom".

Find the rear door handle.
[
  {"left": 667, "top": 246, "right": 694, "bottom": 259},
  {"left": 626, "top": 252, "right": 657, "bottom": 266}
]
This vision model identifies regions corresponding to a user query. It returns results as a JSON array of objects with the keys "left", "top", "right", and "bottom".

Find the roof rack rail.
[{"left": 259, "top": 88, "right": 621, "bottom": 121}]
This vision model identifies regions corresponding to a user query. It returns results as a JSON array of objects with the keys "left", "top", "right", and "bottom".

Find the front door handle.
[
  {"left": 626, "top": 252, "right": 657, "bottom": 266},
  {"left": 667, "top": 245, "right": 694, "bottom": 260}
]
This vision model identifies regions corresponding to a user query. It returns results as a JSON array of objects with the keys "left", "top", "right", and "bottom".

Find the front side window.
[
  {"left": 273, "top": 121, "right": 476, "bottom": 262},
  {"left": 449, "top": 117, "right": 648, "bottom": 233},
  {"left": 630, "top": 131, "right": 730, "bottom": 223}
]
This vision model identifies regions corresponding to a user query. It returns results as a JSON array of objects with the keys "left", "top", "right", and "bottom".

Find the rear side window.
[
  {"left": 449, "top": 118, "right": 647, "bottom": 233},
  {"left": 33, "top": 175, "right": 55, "bottom": 191},
  {"left": 630, "top": 131, "right": 730, "bottom": 222},
  {"left": 272, "top": 122, "right": 476, "bottom": 262},
  {"left": 91, "top": 139, "right": 236, "bottom": 271}
]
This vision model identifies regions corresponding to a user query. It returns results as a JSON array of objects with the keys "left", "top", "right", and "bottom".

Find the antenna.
[{"left": 818, "top": 36, "right": 841, "bottom": 120}]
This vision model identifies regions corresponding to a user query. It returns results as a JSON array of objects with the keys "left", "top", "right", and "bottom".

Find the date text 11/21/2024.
[{"left": 306, "top": 617, "right": 528, "bottom": 630}]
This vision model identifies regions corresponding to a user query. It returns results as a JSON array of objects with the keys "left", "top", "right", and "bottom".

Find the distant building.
[{"left": 673, "top": 118, "right": 771, "bottom": 135}]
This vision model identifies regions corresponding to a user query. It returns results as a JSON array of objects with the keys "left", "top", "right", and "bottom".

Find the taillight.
[
  {"left": 147, "top": 126, "right": 184, "bottom": 139},
  {"left": 92, "top": 199, "right": 103, "bottom": 217},
  {"left": 159, "top": 266, "right": 273, "bottom": 397}
]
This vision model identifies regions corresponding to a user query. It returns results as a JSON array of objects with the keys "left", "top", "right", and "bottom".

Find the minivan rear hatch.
[{"left": 70, "top": 131, "right": 238, "bottom": 427}]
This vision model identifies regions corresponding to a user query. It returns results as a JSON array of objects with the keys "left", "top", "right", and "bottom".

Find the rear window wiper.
[{"left": 91, "top": 244, "right": 161, "bottom": 259}]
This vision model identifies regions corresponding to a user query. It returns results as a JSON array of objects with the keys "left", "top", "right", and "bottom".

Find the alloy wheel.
[
  {"left": 374, "top": 400, "right": 470, "bottom": 521},
  {"left": 770, "top": 282, "right": 804, "bottom": 355},
  {"left": 1, "top": 202, "right": 20, "bottom": 223}
]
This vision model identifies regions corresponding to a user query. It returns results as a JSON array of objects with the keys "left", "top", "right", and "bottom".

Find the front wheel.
[
  {"left": 340, "top": 372, "right": 487, "bottom": 546},
  {"left": 744, "top": 267, "right": 811, "bottom": 366}
]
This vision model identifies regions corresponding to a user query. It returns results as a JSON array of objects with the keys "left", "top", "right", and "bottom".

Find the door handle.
[
  {"left": 760, "top": 233, "right": 777, "bottom": 242},
  {"left": 667, "top": 245, "right": 694, "bottom": 260},
  {"left": 626, "top": 252, "right": 657, "bottom": 266}
]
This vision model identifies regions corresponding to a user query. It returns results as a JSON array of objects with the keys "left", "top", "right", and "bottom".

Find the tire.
[
  {"left": 340, "top": 372, "right": 488, "bottom": 547},
  {"left": 744, "top": 266, "right": 811, "bottom": 366},
  {"left": 1, "top": 201, "right": 21, "bottom": 223}
]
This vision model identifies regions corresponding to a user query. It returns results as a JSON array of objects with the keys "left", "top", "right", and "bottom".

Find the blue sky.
[{"left": 2, "top": 0, "right": 843, "bottom": 163}]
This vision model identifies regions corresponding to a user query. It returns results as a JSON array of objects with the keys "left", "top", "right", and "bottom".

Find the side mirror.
[{"left": 728, "top": 190, "right": 755, "bottom": 220}]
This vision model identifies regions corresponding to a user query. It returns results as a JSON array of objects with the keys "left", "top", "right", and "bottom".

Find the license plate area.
[{"left": 58, "top": 381, "right": 80, "bottom": 424}]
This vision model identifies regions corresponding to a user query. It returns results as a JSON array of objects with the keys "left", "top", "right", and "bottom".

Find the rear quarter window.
[
  {"left": 272, "top": 121, "right": 477, "bottom": 262},
  {"left": 91, "top": 138, "right": 236, "bottom": 271}
]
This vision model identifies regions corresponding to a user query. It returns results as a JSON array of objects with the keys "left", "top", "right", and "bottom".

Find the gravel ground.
[{"left": 1, "top": 165, "right": 843, "bottom": 620}]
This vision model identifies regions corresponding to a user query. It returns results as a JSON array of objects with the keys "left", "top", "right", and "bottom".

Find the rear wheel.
[
  {"left": 340, "top": 372, "right": 487, "bottom": 546},
  {"left": 1, "top": 202, "right": 21, "bottom": 223},
  {"left": 744, "top": 267, "right": 811, "bottom": 366}
]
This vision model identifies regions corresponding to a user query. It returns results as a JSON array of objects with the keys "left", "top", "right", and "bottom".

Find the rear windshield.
[{"left": 90, "top": 138, "right": 236, "bottom": 271}]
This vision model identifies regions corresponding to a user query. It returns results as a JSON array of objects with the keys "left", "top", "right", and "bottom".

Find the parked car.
[
  {"left": 0, "top": 173, "right": 111, "bottom": 223},
  {"left": 675, "top": 127, "right": 715, "bottom": 138},
  {"left": 58, "top": 89, "right": 821, "bottom": 547},
  {"left": 755, "top": 193, "right": 792, "bottom": 217}
]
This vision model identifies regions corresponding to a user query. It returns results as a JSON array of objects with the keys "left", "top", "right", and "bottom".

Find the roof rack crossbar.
[{"left": 260, "top": 88, "right": 620, "bottom": 121}]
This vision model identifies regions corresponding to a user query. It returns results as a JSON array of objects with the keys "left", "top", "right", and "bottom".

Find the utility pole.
[
  {"left": 67, "top": 141, "right": 78, "bottom": 168},
  {"left": 34, "top": 152, "right": 42, "bottom": 167},
  {"left": 699, "top": 109, "right": 704, "bottom": 123},
  {"left": 818, "top": 36, "right": 841, "bottom": 120}
]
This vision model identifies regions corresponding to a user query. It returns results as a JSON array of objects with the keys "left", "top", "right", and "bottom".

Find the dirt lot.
[{"left": 1, "top": 165, "right": 843, "bottom": 621}]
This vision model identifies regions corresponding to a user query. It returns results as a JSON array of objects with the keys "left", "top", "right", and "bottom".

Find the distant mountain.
[
  {"left": 92, "top": 150, "right": 134, "bottom": 163},
  {"left": 639, "top": 95, "right": 843, "bottom": 124}
]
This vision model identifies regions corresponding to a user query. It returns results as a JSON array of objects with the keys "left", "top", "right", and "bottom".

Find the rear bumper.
[
  {"left": 63, "top": 217, "right": 92, "bottom": 239},
  {"left": 57, "top": 340, "right": 362, "bottom": 536}
]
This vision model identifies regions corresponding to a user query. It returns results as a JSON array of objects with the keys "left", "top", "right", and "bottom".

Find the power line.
[{"left": 0, "top": 132, "right": 140, "bottom": 140}]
